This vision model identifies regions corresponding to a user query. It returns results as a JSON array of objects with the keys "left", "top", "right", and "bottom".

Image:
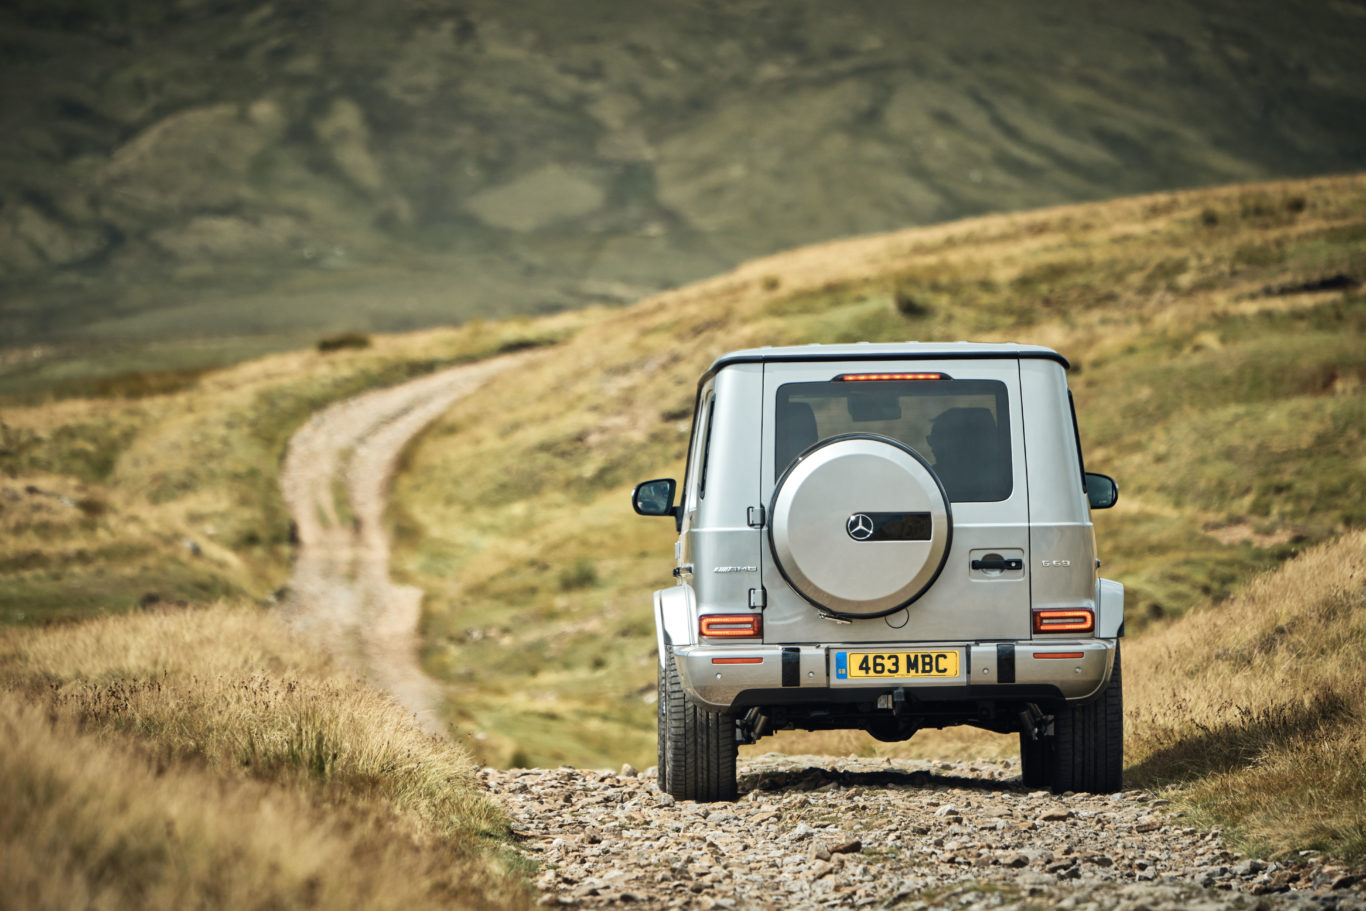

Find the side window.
[
  {"left": 698, "top": 397, "right": 717, "bottom": 499},
  {"left": 684, "top": 391, "right": 715, "bottom": 510},
  {"left": 1068, "top": 390, "right": 1088, "bottom": 489}
]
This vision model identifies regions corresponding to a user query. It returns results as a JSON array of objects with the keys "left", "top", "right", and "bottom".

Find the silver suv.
[{"left": 633, "top": 343, "right": 1122, "bottom": 802}]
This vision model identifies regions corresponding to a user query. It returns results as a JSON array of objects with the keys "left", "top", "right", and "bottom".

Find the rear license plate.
[{"left": 834, "top": 650, "right": 960, "bottom": 680}]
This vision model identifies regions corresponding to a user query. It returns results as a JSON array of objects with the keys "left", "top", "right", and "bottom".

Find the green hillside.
[
  {"left": 4, "top": 0, "right": 1366, "bottom": 375},
  {"left": 388, "top": 174, "right": 1366, "bottom": 771}
]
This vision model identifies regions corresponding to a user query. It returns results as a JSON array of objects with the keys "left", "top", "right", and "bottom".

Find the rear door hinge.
[
  {"left": 748, "top": 587, "right": 767, "bottom": 609},
  {"left": 747, "top": 506, "right": 766, "bottom": 528}
]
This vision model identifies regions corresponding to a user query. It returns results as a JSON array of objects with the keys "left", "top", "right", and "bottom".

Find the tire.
[
  {"left": 1049, "top": 644, "right": 1124, "bottom": 793},
  {"left": 656, "top": 664, "right": 667, "bottom": 791},
  {"left": 658, "top": 645, "right": 738, "bottom": 802},
  {"left": 1019, "top": 727, "right": 1053, "bottom": 788}
]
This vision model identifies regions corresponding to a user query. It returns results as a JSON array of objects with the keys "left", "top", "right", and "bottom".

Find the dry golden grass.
[
  {"left": 0, "top": 603, "right": 534, "bottom": 910},
  {"left": 1125, "top": 530, "right": 1366, "bottom": 860}
]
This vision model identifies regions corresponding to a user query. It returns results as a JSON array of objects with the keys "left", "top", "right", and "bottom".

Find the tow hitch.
[
  {"left": 1019, "top": 704, "right": 1053, "bottom": 742},
  {"left": 738, "top": 707, "right": 770, "bottom": 745}
]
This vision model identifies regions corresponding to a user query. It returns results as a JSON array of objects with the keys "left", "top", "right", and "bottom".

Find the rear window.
[{"left": 775, "top": 379, "right": 1013, "bottom": 502}]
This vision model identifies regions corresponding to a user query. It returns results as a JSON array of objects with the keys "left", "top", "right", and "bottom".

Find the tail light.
[
  {"left": 834, "top": 372, "right": 948, "bottom": 382},
  {"left": 699, "top": 614, "right": 762, "bottom": 638},
  {"left": 1032, "top": 609, "right": 1094, "bottom": 634}
]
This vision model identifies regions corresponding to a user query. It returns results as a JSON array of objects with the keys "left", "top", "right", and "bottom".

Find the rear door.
[{"left": 759, "top": 358, "right": 1031, "bottom": 644}]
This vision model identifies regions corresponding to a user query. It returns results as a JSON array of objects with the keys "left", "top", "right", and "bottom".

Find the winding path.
[{"left": 277, "top": 355, "right": 525, "bottom": 735}]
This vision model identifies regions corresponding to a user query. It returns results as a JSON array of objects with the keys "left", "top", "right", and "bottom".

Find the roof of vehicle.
[{"left": 702, "top": 342, "right": 1069, "bottom": 382}]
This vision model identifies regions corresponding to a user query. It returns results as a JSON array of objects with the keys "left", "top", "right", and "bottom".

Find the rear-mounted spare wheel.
[{"left": 769, "top": 434, "right": 952, "bottom": 619}]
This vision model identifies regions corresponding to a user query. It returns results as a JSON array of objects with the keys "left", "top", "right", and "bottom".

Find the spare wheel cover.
[{"left": 768, "top": 434, "right": 952, "bottom": 619}]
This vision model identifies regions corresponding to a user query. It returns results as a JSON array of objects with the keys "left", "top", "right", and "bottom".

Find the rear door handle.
[{"left": 971, "top": 558, "right": 1023, "bottom": 571}]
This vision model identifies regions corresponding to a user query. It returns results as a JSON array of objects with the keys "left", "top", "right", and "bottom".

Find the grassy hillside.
[
  {"left": 0, "top": 314, "right": 586, "bottom": 625},
  {"left": 4, "top": 0, "right": 1366, "bottom": 366},
  {"left": 390, "top": 175, "right": 1366, "bottom": 800}
]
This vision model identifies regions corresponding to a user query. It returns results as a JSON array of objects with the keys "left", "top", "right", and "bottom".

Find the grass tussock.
[
  {"left": 1124, "top": 530, "right": 1366, "bottom": 861},
  {"left": 0, "top": 603, "right": 533, "bottom": 911},
  {"left": 317, "top": 331, "right": 373, "bottom": 353},
  {"left": 390, "top": 174, "right": 1366, "bottom": 769}
]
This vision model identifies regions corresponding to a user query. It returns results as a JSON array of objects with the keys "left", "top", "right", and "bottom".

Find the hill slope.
[
  {"left": 389, "top": 173, "right": 1366, "bottom": 778},
  {"left": 3, "top": 0, "right": 1366, "bottom": 355}
]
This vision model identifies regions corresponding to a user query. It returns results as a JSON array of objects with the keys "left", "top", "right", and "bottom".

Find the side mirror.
[
  {"left": 1085, "top": 472, "right": 1118, "bottom": 510},
  {"left": 632, "top": 478, "right": 678, "bottom": 519}
]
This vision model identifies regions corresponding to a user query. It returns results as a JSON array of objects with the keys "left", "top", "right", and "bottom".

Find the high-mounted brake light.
[
  {"left": 699, "top": 614, "right": 762, "bottom": 638},
  {"left": 1032, "top": 609, "right": 1095, "bottom": 634},
  {"left": 834, "top": 372, "right": 948, "bottom": 382}
]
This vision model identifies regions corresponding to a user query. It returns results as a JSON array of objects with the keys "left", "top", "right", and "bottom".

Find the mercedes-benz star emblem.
[{"left": 846, "top": 513, "right": 875, "bottom": 541}]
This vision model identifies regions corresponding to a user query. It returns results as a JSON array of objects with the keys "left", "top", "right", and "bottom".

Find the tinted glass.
[
  {"left": 698, "top": 396, "right": 716, "bottom": 499},
  {"left": 775, "top": 379, "right": 1012, "bottom": 502}
]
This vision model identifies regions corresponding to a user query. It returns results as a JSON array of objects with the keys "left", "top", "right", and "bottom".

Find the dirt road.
[
  {"left": 495, "top": 755, "right": 1364, "bottom": 910},
  {"left": 276, "top": 357, "right": 1363, "bottom": 910},
  {"left": 278, "top": 355, "right": 524, "bottom": 735}
]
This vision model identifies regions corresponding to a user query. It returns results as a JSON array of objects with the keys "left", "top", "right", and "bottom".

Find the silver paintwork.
[
  {"left": 1096, "top": 578, "right": 1125, "bottom": 638},
  {"left": 768, "top": 436, "right": 950, "bottom": 617},
  {"left": 653, "top": 585, "right": 697, "bottom": 658},
  {"left": 1020, "top": 359, "right": 1098, "bottom": 612},
  {"left": 677, "top": 645, "right": 830, "bottom": 709},
  {"left": 651, "top": 343, "right": 1123, "bottom": 719},
  {"left": 675, "top": 640, "right": 1114, "bottom": 710}
]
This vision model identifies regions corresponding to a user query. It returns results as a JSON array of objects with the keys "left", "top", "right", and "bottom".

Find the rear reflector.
[
  {"left": 699, "top": 614, "right": 762, "bottom": 638},
  {"left": 834, "top": 372, "right": 948, "bottom": 382},
  {"left": 711, "top": 657, "right": 764, "bottom": 665},
  {"left": 1033, "top": 651, "right": 1085, "bottom": 660},
  {"left": 1032, "top": 609, "right": 1094, "bottom": 633}
]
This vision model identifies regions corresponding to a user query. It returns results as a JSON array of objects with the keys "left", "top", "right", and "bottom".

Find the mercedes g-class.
[{"left": 632, "top": 343, "right": 1122, "bottom": 802}]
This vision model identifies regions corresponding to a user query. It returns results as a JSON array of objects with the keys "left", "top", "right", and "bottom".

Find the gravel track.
[
  {"left": 494, "top": 755, "right": 1365, "bottom": 910},
  {"left": 278, "top": 355, "right": 526, "bottom": 734},
  {"left": 274, "top": 357, "right": 1364, "bottom": 909}
]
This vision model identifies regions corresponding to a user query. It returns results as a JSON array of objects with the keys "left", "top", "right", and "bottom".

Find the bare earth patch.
[{"left": 1203, "top": 522, "right": 1295, "bottom": 549}]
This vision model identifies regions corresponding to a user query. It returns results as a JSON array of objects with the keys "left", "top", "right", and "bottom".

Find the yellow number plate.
[{"left": 835, "top": 650, "right": 960, "bottom": 680}]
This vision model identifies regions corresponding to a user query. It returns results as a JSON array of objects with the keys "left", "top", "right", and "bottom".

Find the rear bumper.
[{"left": 674, "top": 639, "right": 1115, "bottom": 712}]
